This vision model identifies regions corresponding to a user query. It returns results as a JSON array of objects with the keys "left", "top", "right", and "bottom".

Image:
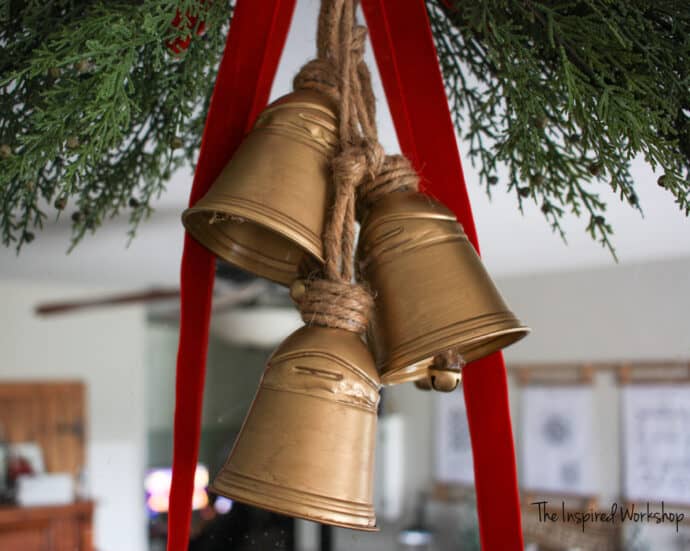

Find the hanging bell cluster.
[{"left": 181, "top": 0, "right": 528, "bottom": 532}]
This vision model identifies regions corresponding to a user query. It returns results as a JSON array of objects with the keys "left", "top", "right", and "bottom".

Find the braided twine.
[
  {"left": 291, "top": 0, "right": 421, "bottom": 336},
  {"left": 293, "top": 0, "right": 464, "bottom": 377}
]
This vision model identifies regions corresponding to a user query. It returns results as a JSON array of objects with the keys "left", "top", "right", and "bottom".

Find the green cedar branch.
[
  {"left": 1, "top": 1, "right": 689, "bottom": 256},
  {"left": 0, "top": 1, "right": 230, "bottom": 250},
  {"left": 427, "top": 0, "right": 690, "bottom": 255}
]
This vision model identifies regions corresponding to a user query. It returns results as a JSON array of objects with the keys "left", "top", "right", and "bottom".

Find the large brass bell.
[
  {"left": 211, "top": 325, "right": 380, "bottom": 530},
  {"left": 182, "top": 90, "right": 337, "bottom": 285},
  {"left": 357, "top": 191, "right": 529, "bottom": 385}
]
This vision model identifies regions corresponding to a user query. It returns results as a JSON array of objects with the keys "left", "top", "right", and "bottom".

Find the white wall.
[
  {"left": 500, "top": 256, "right": 690, "bottom": 364},
  {"left": 0, "top": 280, "right": 148, "bottom": 551}
]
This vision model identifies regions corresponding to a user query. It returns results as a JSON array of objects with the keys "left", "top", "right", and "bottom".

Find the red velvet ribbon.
[
  {"left": 167, "top": 2, "right": 295, "bottom": 550},
  {"left": 361, "top": 1, "right": 524, "bottom": 549}
]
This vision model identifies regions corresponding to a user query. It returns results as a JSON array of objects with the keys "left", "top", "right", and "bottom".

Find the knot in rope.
[
  {"left": 359, "top": 138, "right": 386, "bottom": 178},
  {"left": 357, "top": 154, "right": 419, "bottom": 215},
  {"left": 293, "top": 58, "right": 340, "bottom": 106},
  {"left": 332, "top": 146, "right": 368, "bottom": 190},
  {"left": 293, "top": 278, "right": 374, "bottom": 334},
  {"left": 332, "top": 140, "right": 385, "bottom": 188}
]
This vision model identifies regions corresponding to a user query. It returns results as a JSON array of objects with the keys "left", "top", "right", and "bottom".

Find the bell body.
[
  {"left": 357, "top": 192, "right": 529, "bottom": 385},
  {"left": 182, "top": 90, "right": 337, "bottom": 285},
  {"left": 212, "top": 325, "right": 380, "bottom": 531}
]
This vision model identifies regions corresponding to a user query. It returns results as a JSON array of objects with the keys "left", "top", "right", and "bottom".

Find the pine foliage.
[
  {"left": 0, "top": 1, "right": 229, "bottom": 249},
  {"left": 1, "top": 1, "right": 689, "bottom": 253},
  {"left": 429, "top": 0, "right": 690, "bottom": 253}
]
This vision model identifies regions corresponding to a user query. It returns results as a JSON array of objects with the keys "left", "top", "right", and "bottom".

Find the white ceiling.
[{"left": 1, "top": 0, "right": 689, "bottom": 288}]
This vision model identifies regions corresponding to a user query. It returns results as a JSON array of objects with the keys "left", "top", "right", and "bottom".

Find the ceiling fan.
[{"left": 34, "top": 262, "right": 301, "bottom": 347}]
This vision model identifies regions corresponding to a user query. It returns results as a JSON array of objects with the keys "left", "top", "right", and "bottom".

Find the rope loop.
[
  {"left": 294, "top": 278, "right": 374, "bottom": 334},
  {"left": 291, "top": 0, "right": 415, "bottom": 331},
  {"left": 293, "top": 58, "right": 341, "bottom": 106},
  {"left": 357, "top": 154, "right": 419, "bottom": 215},
  {"left": 332, "top": 146, "right": 368, "bottom": 190}
]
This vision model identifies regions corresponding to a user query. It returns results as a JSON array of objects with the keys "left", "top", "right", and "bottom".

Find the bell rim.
[
  {"left": 182, "top": 202, "right": 324, "bottom": 261},
  {"left": 182, "top": 206, "right": 325, "bottom": 286},
  {"left": 211, "top": 473, "right": 379, "bottom": 532},
  {"left": 380, "top": 323, "right": 530, "bottom": 385}
]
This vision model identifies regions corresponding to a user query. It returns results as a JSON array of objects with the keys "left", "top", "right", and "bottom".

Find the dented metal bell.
[
  {"left": 182, "top": 90, "right": 337, "bottom": 285},
  {"left": 357, "top": 191, "right": 529, "bottom": 386},
  {"left": 211, "top": 325, "right": 380, "bottom": 531}
]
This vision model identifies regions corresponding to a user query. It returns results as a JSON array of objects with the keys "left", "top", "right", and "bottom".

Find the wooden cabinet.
[
  {"left": 0, "top": 501, "right": 94, "bottom": 551},
  {"left": 0, "top": 381, "right": 92, "bottom": 550},
  {"left": 0, "top": 381, "right": 86, "bottom": 476}
]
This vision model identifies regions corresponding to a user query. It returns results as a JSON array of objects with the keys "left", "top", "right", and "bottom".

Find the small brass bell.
[
  {"left": 358, "top": 191, "right": 529, "bottom": 386},
  {"left": 211, "top": 325, "right": 380, "bottom": 530},
  {"left": 182, "top": 89, "right": 338, "bottom": 285},
  {"left": 414, "top": 354, "right": 463, "bottom": 392}
]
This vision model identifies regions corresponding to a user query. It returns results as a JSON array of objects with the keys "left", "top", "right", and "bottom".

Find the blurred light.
[
  {"left": 194, "top": 465, "right": 209, "bottom": 488},
  {"left": 147, "top": 493, "right": 169, "bottom": 514},
  {"left": 214, "top": 496, "right": 234, "bottom": 514},
  {"left": 192, "top": 488, "right": 209, "bottom": 510},
  {"left": 145, "top": 464, "right": 209, "bottom": 513},
  {"left": 398, "top": 528, "right": 433, "bottom": 547},
  {"left": 145, "top": 469, "right": 172, "bottom": 495}
]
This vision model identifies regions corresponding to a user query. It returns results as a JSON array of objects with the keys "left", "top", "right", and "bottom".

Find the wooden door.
[{"left": 0, "top": 381, "right": 86, "bottom": 476}]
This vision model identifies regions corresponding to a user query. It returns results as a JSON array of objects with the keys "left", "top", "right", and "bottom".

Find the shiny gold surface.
[
  {"left": 212, "top": 325, "right": 381, "bottom": 531},
  {"left": 182, "top": 90, "right": 337, "bottom": 285},
  {"left": 357, "top": 192, "right": 529, "bottom": 385}
]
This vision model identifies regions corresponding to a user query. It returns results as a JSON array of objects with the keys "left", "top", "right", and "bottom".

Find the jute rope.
[
  {"left": 291, "top": 0, "right": 379, "bottom": 334},
  {"left": 292, "top": 0, "right": 463, "bottom": 373}
]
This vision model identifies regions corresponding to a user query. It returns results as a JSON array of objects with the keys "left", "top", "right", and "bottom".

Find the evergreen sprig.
[
  {"left": 0, "top": 1, "right": 229, "bottom": 250},
  {"left": 428, "top": 0, "right": 690, "bottom": 254},
  {"left": 1, "top": 1, "right": 689, "bottom": 254}
]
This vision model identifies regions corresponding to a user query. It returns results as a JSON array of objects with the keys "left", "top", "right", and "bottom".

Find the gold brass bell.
[
  {"left": 211, "top": 325, "right": 380, "bottom": 531},
  {"left": 357, "top": 191, "right": 529, "bottom": 386},
  {"left": 182, "top": 89, "right": 338, "bottom": 285}
]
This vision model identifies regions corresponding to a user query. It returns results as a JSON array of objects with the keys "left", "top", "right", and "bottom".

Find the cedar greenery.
[
  {"left": 429, "top": 0, "right": 690, "bottom": 254},
  {"left": 1, "top": 1, "right": 689, "bottom": 254},
  {"left": 0, "top": 1, "right": 229, "bottom": 249}
]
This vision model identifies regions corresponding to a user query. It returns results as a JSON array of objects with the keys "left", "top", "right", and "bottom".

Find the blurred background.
[{"left": 1, "top": 1, "right": 689, "bottom": 550}]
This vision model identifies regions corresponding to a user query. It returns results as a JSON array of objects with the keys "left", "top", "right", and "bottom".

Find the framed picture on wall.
[
  {"left": 621, "top": 384, "right": 690, "bottom": 506},
  {"left": 520, "top": 385, "right": 597, "bottom": 495},
  {"left": 434, "top": 388, "right": 474, "bottom": 485}
]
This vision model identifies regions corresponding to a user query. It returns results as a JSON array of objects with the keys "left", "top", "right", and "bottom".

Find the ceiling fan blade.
[
  {"left": 35, "top": 278, "right": 275, "bottom": 318},
  {"left": 35, "top": 288, "right": 180, "bottom": 316},
  {"left": 210, "top": 279, "right": 272, "bottom": 312}
]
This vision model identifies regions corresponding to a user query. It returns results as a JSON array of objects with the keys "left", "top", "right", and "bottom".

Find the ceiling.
[{"left": 1, "top": 0, "right": 689, "bottom": 288}]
